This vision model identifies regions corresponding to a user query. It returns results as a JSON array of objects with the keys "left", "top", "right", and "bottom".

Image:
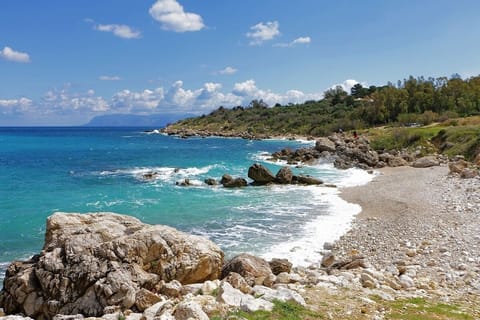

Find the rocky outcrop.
[
  {"left": 0, "top": 213, "right": 224, "bottom": 319},
  {"left": 315, "top": 137, "right": 336, "bottom": 152},
  {"left": 412, "top": 156, "right": 440, "bottom": 168},
  {"left": 220, "top": 174, "right": 248, "bottom": 188},
  {"left": 275, "top": 166, "right": 293, "bottom": 184},
  {"left": 221, "top": 253, "right": 274, "bottom": 287},
  {"left": 293, "top": 175, "right": 323, "bottom": 185},
  {"left": 247, "top": 163, "right": 276, "bottom": 185},
  {"left": 269, "top": 258, "right": 292, "bottom": 275}
]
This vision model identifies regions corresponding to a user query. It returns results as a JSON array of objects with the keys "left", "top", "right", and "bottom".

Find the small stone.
[
  {"left": 323, "top": 242, "right": 334, "bottom": 250},
  {"left": 399, "top": 275, "right": 415, "bottom": 289},
  {"left": 321, "top": 253, "right": 336, "bottom": 268},
  {"left": 405, "top": 249, "right": 417, "bottom": 257},
  {"left": 360, "top": 273, "right": 377, "bottom": 288}
]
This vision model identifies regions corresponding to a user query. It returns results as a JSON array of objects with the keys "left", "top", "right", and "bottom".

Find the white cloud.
[
  {"left": 99, "top": 75, "right": 121, "bottom": 81},
  {"left": 95, "top": 24, "right": 141, "bottom": 39},
  {"left": 5, "top": 79, "right": 370, "bottom": 123},
  {"left": 246, "top": 21, "right": 280, "bottom": 45},
  {"left": 219, "top": 66, "right": 238, "bottom": 75},
  {"left": 149, "top": 0, "right": 205, "bottom": 32},
  {"left": 292, "top": 37, "right": 311, "bottom": 45},
  {"left": 274, "top": 36, "right": 311, "bottom": 48},
  {"left": 0, "top": 97, "right": 33, "bottom": 114},
  {"left": 331, "top": 79, "right": 365, "bottom": 94},
  {"left": 112, "top": 88, "right": 164, "bottom": 112},
  {"left": 0, "top": 46, "right": 31, "bottom": 63},
  {"left": 42, "top": 87, "right": 109, "bottom": 113},
  {"left": 232, "top": 79, "right": 323, "bottom": 106}
]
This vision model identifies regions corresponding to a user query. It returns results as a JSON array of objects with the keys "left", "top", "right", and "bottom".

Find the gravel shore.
[{"left": 335, "top": 165, "right": 480, "bottom": 300}]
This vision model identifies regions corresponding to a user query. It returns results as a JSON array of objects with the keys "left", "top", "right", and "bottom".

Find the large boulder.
[
  {"left": 412, "top": 156, "right": 440, "bottom": 168},
  {"left": 223, "top": 177, "right": 248, "bottom": 188},
  {"left": 292, "top": 175, "right": 323, "bottom": 185},
  {"left": 275, "top": 166, "right": 293, "bottom": 184},
  {"left": 268, "top": 258, "right": 292, "bottom": 275},
  {"left": 448, "top": 159, "right": 469, "bottom": 174},
  {"left": 248, "top": 163, "right": 276, "bottom": 185},
  {"left": 0, "top": 212, "right": 224, "bottom": 319},
  {"left": 221, "top": 253, "right": 274, "bottom": 286},
  {"left": 315, "top": 137, "right": 336, "bottom": 152}
]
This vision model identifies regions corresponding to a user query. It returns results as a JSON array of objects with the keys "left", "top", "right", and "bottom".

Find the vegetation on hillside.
[{"left": 167, "top": 74, "right": 480, "bottom": 137}]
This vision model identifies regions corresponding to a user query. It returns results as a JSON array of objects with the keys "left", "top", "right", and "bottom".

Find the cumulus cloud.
[
  {"left": 99, "top": 75, "right": 121, "bottom": 81},
  {"left": 95, "top": 24, "right": 141, "bottom": 39},
  {"left": 232, "top": 79, "right": 323, "bottom": 106},
  {"left": 331, "top": 79, "right": 364, "bottom": 94},
  {"left": 274, "top": 36, "right": 311, "bottom": 48},
  {"left": 246, "top": 21, "right": 280, "bottom": 45},
  {"left": 218, "top": 66, "right": 238, "bottom": 75},
  {"left": 0, "top": 46, "right": 31, "bottom": 63},
  {"left": 112, "top": 88, "right": 164, "bottom": 113},
  {"left": 149, "top": 0, "right": 205, "bottom": 32},
  {"left": 42, "top": 87, "right": 109, "bottom": 113},
  {"left": 4, "top": 79, "right": 369, "bottom": 124},
  {"left": 0, "top": 97, "right": 33, "bottom": 114}
]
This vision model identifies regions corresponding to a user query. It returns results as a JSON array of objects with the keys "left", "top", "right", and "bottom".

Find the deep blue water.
[{"left": 0, "top": 127, "right": 371, "bottom": 282}]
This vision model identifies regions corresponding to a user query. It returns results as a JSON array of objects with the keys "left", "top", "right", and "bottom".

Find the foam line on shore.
[{"left": 260, "top": 166, "right": 375, "bottom": 266}]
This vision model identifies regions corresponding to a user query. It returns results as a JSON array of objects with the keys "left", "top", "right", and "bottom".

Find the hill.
[{"left": 164, "top": 74, "right": 480, "bottom": 137}]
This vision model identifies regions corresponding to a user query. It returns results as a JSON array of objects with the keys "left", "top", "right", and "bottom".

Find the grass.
[
  {"left": 366, "top": 117, "right": 480, "bottom": 160},
  {"left": 385, "top": 297, "right": 474, "bottom": 320},
  {"left": 211, "top": 300, "right": 324, "bottom": 320},
  {"left": 368, "top": 126, "right": 443, "bottom": 153}
]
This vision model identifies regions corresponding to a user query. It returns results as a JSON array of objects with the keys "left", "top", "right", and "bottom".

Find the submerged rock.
[{"left": 0, "top": 212, "right": 224, "bottom": 319}]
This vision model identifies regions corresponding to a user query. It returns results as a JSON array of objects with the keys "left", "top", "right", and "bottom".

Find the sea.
[{"left": 0, "top": 127, "right": 374, "bottom": 285}]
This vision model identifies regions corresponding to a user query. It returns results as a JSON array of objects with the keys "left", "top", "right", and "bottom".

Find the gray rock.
[
  {"left": 315, "top": 137, "right": 336, "bottom": 152},
  {"left": 216, "top": 282, "right": 245, "bottom": 307},
  {"left": 412, "top": 156, "right": 439, "bottom": 168},
  {"left": 52, "top": 315, "right": 85, "bottom": 320},
  {"left": 293, "top": 175, "right": 323, "bottom": 185},
  {"left": 268, "top": 258, "right": 292, "bottom": 275},
  {"left": 275, "top": 167, "right": 293, "bottom": 184},
  {"left": 222, "top": 177, "right": 248, "bottom": 188},
  {"left": 251, "top": 286, "right": 306, "bottom": 306},
  {"left": 173, "top": 301, "right": 209, "bottom": 320},
  {"left": 248, "top": 163, "right": 276, "bottom": 185},
  {"left": 240, "top": 297, "right": 274, "bottom": 313},
  {"left": 0, "top": 213, "right": 223, "bottom": 319},
  {"left": 399, "top": 274, "right": 415, "bottom": 289},
  {"left": 221, "top": 253, "right": 274, "bottom": 286},
  {"left": 223, "top": 272, "right": 251, "bottom": 294},
  {"left": 204, "top": 178, "right": 218, "bottom": 186},
  {"left": 388, "top": 156, "right": 408, "bottom": 167}
]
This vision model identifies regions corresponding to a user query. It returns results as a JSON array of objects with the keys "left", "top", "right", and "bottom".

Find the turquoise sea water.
[{"left": 0, "top": 127, "right": 372, "bottom": 284}]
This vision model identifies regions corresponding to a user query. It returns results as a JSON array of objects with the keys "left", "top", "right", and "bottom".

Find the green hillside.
[{"left": 165, "top": 74, "right": 480, "bottom": 137}]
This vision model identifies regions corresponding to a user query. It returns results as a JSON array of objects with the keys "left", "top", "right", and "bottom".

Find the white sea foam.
[
  {"left": 260, "top": 186, "right": 361, "bottom": 266},
  {"left": 259, "top": 166, "right": 376, "bottom": 267},
  {"left": 98, "top": 164, "right": 217, "bottom": 182}
]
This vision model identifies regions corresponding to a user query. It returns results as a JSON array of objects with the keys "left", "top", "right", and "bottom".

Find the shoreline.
[{"left": 335, "top": 165, "right": 480, "bottom": 298}]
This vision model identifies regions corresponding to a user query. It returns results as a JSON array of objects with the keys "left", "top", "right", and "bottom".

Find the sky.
[{"left": 1, "top": 0, "right": 480, "bottom": 126}]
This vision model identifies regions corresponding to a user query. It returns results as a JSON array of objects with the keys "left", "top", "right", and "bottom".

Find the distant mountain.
[{"left": 84, "top": 113, "right": 194, "bottom": 127}]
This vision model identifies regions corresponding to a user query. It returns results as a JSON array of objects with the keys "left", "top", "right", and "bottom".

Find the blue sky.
[{"left": 1, "top": 0, "right": 480, "bottom": 125}]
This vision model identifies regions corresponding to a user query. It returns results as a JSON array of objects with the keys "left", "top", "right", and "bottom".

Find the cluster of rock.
[
  {"left": 269, "top": 133, "right": 480, "bottom": 178},
  {"left": 271, "top": 134, "right": 424, "bottom": 170},
  {"left": 0, "top": 213, "right": 342, "bottom": 320},
  {"left": 160, "top": 127, "right": 278, "bottom": 140},
  {"left": 169, "top": 163, "right": 324, "bottom": 188}
]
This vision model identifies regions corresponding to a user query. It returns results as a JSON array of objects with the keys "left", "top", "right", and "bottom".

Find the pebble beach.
[{"left": 323, "top": 164, "right": 480, "bottom": 316}]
